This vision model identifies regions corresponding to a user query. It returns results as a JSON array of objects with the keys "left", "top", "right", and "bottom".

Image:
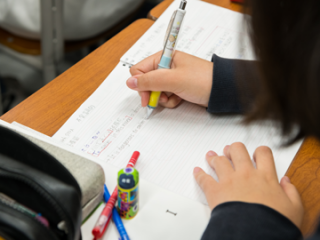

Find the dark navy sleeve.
[
  {"left": 207, "top": 55, "right": 259, "bottom": 114},
  {"left": 201, "top": 202, "right": 303, "bottom": 240}
]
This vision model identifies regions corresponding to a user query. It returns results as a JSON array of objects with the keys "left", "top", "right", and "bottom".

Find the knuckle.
[
  {"left": 166, "top": 103, "right": 177, "bottom": 109},
  {"left": 212, "top": 156, "right": 227, "bottom": 166},
  {"left": 129, "top": 65, "right": 138, "bottom": 75},
  {"left": 166, "top": 98, "right": 180, "bottom": 109},
  {"left": 200, "top": 178, "right": 212, "bottom": 192},
  {"left": 264, "top": 172, "right": 277, "bottom": 183},
  {"left": 215, "top": 156, "right": 226, "bottom": 162},
  {"left": 238, "top": 169, "right": 252, "bottom": 180},
  {"left": 174, "top": 96, "right": 182, "bottom": 105},
  {"left": 155, "top": 51, "right": 163, "bottom": 58},
  {"left": 196, "top": 173, "right": 212, "bottom": 192},
  {"left": 138, "top": 75, "right": 150, "bottom": 89},
  {"left": 196, "top": 173, "right": 206, "bottom": 187},
  {"left": 162, "top": 70, "right": 179, "bottom": 89}
]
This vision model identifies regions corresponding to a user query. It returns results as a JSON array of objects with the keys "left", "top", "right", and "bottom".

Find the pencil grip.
[
  {"left": 148, "top": 91, "right": 161, "bottom": 108},
  {"left": 158, "top": 56, "right": 172, "bottom": 69}
]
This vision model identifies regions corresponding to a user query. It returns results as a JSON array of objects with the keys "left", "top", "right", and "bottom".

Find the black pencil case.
[{"left": 0, "top": 126, "right": 82, "bottom": 240}]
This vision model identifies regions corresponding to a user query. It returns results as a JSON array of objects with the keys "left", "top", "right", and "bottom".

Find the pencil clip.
[{"left": 163, "top": 10, "right": 177, "bottom": 48}]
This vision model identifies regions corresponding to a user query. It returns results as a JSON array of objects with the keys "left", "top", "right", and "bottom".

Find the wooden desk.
[
  {"left": 0, "top": 19, "right": 153, "bottom": 136},
  {"left": 1, "top": 18, "right": 320, "bottom": 237},
  {"left": 148, "top": 0, "right": 243, "bottom": 20}
]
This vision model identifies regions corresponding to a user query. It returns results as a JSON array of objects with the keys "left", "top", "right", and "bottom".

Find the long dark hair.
[{"left": 243, "top": 0, "right": 320, "bottom": 143}]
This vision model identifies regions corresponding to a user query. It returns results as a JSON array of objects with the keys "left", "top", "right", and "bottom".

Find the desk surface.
[
  {"left": 148, "top": 0, "right": 243, "bottom": 20},
  {"left": 1, "top": 17, "right": 320, "bottom": 236}
]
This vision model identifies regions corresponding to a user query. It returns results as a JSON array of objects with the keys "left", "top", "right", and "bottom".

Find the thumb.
[
  {"left": 280, "top": 176, "right": 302, "bottom": 208},
  {"left": 126, "top": 69, "right": 177, "bottom": 92}
]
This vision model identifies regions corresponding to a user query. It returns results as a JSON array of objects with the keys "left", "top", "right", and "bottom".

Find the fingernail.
[
  {"left": 224, "top": 145, "right": 230, "bottom": 151},
  {"left": 283, "top": 176, "right": 291, "bottom": 183},
  {"left": 207, "top": 151, "right": 217, "bottom": 157},
  {"left": 193, "top": 167, "right": 201, "bottom": 174},
  {"left": 127, "top": 77, "right": 138, "bottom": 88}
]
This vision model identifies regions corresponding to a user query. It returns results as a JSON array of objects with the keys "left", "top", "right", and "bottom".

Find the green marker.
[{"left": 117, "top": 167, "right": 139, "bottom": 219}]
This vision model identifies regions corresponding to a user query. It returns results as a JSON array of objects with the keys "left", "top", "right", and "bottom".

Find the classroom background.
[{"left": 0, "top": 0, "right": 163, "bottom": 114}]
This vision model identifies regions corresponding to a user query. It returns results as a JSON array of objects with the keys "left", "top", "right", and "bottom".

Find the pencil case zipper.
[{"left": 0, "top": 167, "right": 73, "bottom": 240}]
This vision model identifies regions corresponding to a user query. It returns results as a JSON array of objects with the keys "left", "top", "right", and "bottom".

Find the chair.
[{"left": 0, "top": 0, "right": 145, "bottom": 84}]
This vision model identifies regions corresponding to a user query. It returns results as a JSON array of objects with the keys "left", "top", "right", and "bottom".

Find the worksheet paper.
[
  {"left": 121, "top": 0, "right": 255, "bottom": 66},
  {"left": 53, "top": 63, "right": 302, "bottom": 205},
  {"left": 0, "top": 120, "right": 210, "bottom": 240}
]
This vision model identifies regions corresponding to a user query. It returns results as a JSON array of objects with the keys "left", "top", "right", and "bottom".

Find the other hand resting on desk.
[{"left": 194, "top": 143, "right": 303, "bottom": 229}]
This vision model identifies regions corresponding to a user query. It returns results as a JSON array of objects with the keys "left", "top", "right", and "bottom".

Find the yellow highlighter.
[{"left": 146, "top": 0, "right": 187, "bottom": 119}]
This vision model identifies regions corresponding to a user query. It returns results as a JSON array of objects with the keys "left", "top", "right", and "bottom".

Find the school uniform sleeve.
[
  {"left": 201, "top": 202, "right": 303, "bottom": 240},
  {"left": 207, "top": 55, "right": 259, "bottom": 114}
]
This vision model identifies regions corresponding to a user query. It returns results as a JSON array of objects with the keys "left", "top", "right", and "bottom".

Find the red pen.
[
  {"left": 92, "top": 151, "right": 140, "bottom": 238},
  {"left": 92, "top": 188, "right": 117, "bottom": 238},
  {"left": 126, "top": 151, "right": 140, "bottom": 168}
]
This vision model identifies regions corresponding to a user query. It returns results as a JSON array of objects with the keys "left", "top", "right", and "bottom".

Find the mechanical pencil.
[{"left": 146, "top": 0, "right": 187, "bottom": 118}]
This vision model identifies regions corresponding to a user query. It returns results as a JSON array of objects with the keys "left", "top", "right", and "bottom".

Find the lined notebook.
[
  {"left": 120, "top": 0, "right": 255, "bottom": 67},
  {"left": 53, "top": 0, "right": 302, "bottom": 205}
]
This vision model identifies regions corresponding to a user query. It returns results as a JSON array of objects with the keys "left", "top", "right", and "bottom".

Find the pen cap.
[
  {"left": 179, "top": 0, "right": 187, "bottom": 10},
  {"left": 117, "top": 168, "right": 139, "bottom": 219}
]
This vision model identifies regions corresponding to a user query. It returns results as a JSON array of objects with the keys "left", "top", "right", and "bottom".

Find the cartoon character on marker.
[
  {"left": 120, "top": 192, "right": 127, "bottom": 200},
  {"left": 119, "top": 173, "right": 135, "bottom": 189},
  {"left": 128, "top": 198, "right": 139, "bottom": 218},
  {"left": 121, "top": 202, "right": 129, "bottom": 211}
]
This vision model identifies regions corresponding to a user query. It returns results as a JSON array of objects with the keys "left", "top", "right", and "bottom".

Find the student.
[{"left": 126, "top": 1, "right": 320, "bottom": 239}]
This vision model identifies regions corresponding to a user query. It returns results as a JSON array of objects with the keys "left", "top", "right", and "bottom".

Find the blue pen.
[{"left": 104, "top": 184, "right": 130, "bottom": 240}]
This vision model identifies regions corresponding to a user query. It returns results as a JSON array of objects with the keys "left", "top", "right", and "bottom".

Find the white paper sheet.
[
  {"left": 121, "top": 0, "right": 254, "bottom": 66},
  {"left": 0, "top": 119, "right": 210, "bottom": 240},
  {"left": 53, "top": 63, "right": 302, "bottom": 205}
]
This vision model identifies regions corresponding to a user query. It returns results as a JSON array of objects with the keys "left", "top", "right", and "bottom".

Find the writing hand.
[
  {"left": 126, "top": 51, "right": 213, "bottom": 108},
  {"left": 193, "top": 142, "right": 304, "bottom": 228}
]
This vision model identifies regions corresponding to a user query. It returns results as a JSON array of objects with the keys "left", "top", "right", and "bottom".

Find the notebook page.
[
  {"left": 121, "top": 0, "right": 254, "bottom": 66},
  {"left": 53, "top": 63, "right": 302, "bottom": 205},
  {"left": 0, "top": 120, "right": 211, "bottom": 239}
]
